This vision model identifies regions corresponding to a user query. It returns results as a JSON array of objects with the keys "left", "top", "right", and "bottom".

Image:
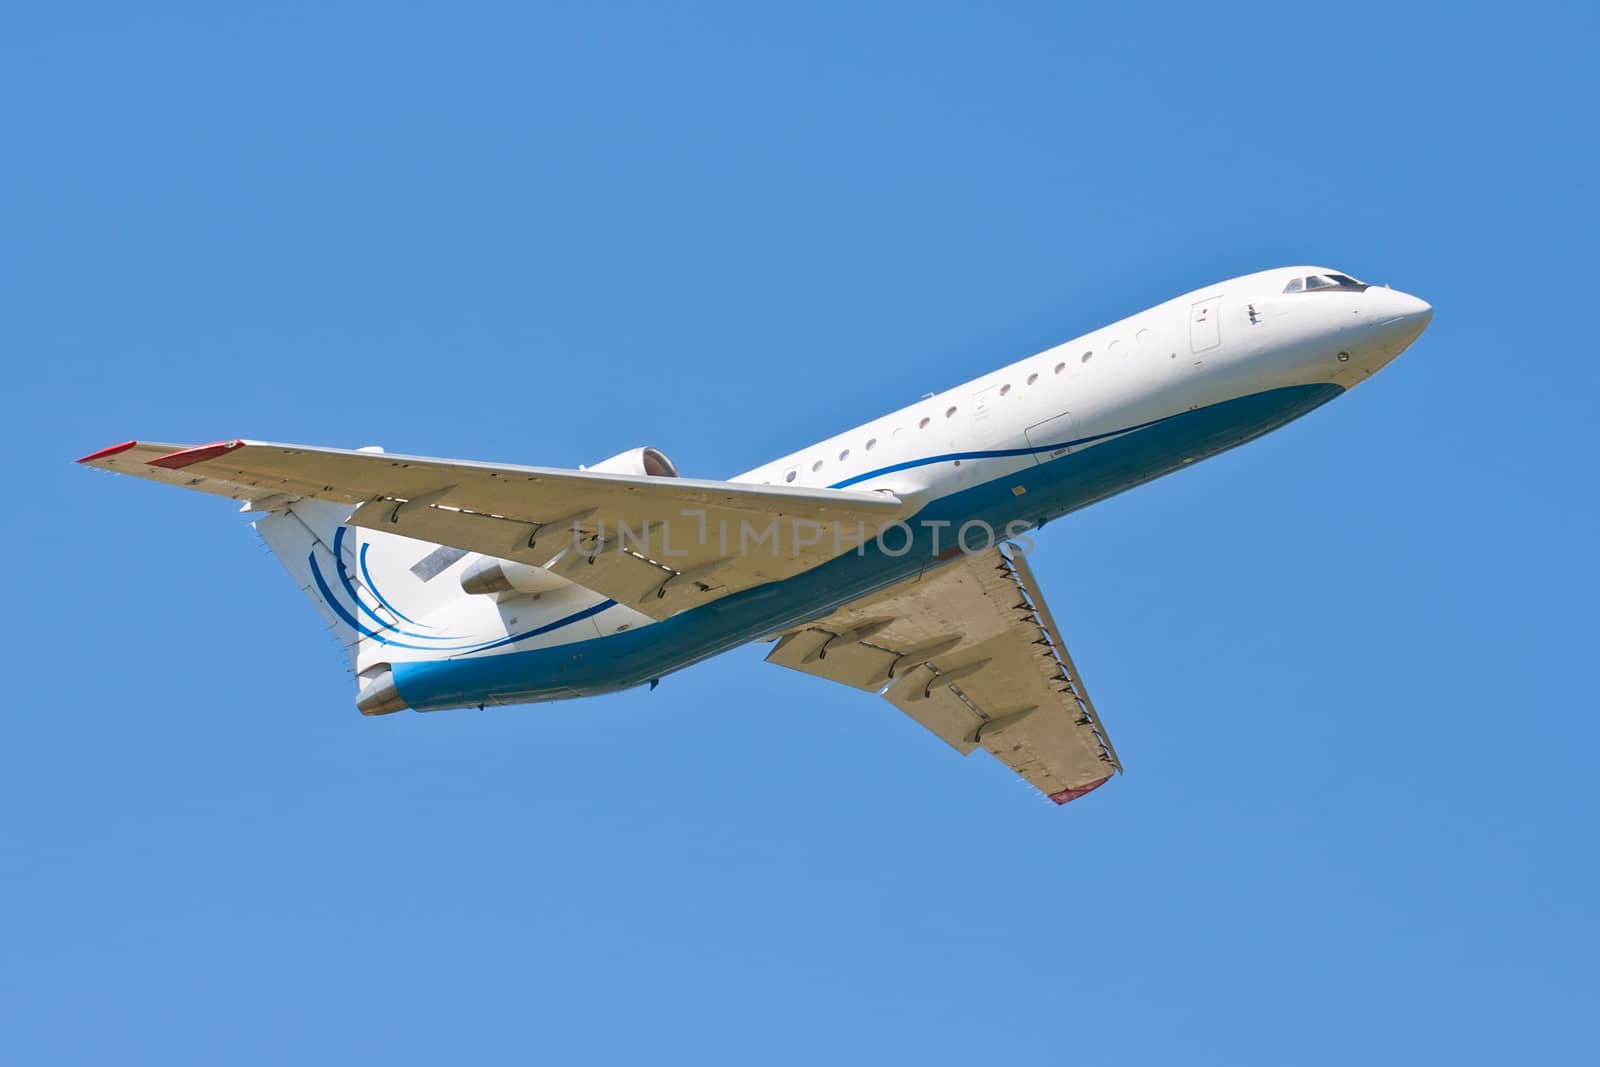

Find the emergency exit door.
[{"left": 1190, "top": 296, "right": 1222, "bottom": 353}]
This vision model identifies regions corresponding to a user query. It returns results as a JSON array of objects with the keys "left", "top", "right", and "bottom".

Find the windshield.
[{"left": 1285, "top": 273, "right": 1368, "bottom": 293}]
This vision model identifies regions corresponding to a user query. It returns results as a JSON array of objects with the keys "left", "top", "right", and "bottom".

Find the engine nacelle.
[
  {"left": 460, "top": 557, "right": 574, "bottom": 597},
  {"left": 460, "top": 447, "right": 677, "bottom": 597},
  {"left": 583, "top": 446, "right": 679, "bottom": 478}
]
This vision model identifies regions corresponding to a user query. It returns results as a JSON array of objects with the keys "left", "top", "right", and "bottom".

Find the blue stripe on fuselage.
[
  {"left": 392, "top": 383, "right": 1343, "bottom": 710},
  {"left": 825, "top": 408, "right": 1185, "bottom": 489}
]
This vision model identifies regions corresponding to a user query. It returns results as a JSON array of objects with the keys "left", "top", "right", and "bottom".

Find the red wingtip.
[
  {"left": 77, "top": 440, "right": 139, "bottom": 464},
  {"left": 1048, "top": 775, "right": 1112, "bottom": 805},
  {"left": 146, "top": 440, "right": 245, "bottom": 469}
]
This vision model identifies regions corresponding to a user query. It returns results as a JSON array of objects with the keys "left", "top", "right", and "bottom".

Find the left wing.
[
  {"left": 78, "top": 438, "right": 908, "bottom": 619},
  {"left": 765, "top": 544, "right": 1122, "bottom": 804}
]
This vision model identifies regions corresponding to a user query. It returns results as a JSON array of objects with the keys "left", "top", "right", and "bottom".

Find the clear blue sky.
[{"left": 5, "top": 2, "right": 1596, "bottom": 1063}]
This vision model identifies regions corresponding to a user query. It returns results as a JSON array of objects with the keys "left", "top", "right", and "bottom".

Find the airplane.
[{"left": 78, "top": 266, "right": 1431, "bottom": 806}]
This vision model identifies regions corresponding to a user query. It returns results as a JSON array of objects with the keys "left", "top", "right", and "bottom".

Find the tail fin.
[
  {"left": 79, "top": 439, "right": 496, "bottom": 714},
  {"left": 253, "top": 499, "right": 366, "bottom": 670},
  {"left": 253, "top": 500, "right": 474, "bottom": 677}
]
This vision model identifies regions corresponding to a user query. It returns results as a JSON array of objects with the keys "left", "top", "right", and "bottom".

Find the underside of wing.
[
  {"left": 77, "top": 438, "right": 908, "bottom": 617},
  {"left": 765, "top": 544, "right": 1121, "bottom": 804}
]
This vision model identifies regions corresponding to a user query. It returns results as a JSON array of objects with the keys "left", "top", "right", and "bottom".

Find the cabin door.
[
  {"left": 969, "top": 384, "right": 1003, "bottom": 444},
  {"left": 1190, "top": 295, "right": 1223, "bottom": 353}
]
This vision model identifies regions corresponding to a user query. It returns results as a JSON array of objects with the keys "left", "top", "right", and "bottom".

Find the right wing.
[
  {"left": 765, "top": 544, "right": 1122, "bottom": 804},
  {"left": 78, "top": 438, "right": 909, "bottom": 619}
]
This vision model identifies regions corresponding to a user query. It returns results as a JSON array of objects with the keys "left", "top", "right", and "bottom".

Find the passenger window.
[
  {"left": 865, "top": 437, "right": 877, "bottom": 450},
  {"left": 811, "top": 460, "right": 823, "bottom": 472},
  {"left": 838, "top": 449, "right": 850, "bottom": 461},
  {"left": 945, "top": 406, "right": 957, "bottom": 418},
  {"left": 1054, "top": 361, "right": 1065, "bottom": 374},
  {"left": 1081, "top": 350, "right": 1093, "bottom": 363},
  {"left": 784, "top": 470, "right": 797, "bottom": 483},
  {"left": 1026, "top": 373, "right": 1038, "bottom": 385},
  {"left": 919, "top": 417, "right": 930, "bottom": 429}
]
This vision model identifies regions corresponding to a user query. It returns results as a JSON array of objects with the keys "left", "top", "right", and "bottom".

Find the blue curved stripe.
[
  {"left": 331, "top": 526, "right": 397, "bottom": 633},
  {"left": 309, "top": 550, "right": 481, "bottom": 651},
  {"left": 358, "top": 541, "right": 427, "bottom": 627},
  {"left": 826, "top": 411, "right": 1183, "bottom": 489},
  {"left": 310, "top": 547, "right": 617, "bottom": 655},
  {"left": 329, "top": 528, "right": 455, "bottom": 641},
  {"left": 457, "top": 598, "right": 616, "bottom": 655}
]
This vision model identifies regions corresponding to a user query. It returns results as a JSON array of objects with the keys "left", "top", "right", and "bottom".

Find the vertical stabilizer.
[
  {"left": 253, "top": 499, "right": 483, "bottom": 679},
  {"left": 254, "top": 500, "right": 365, "bottom": 670}
]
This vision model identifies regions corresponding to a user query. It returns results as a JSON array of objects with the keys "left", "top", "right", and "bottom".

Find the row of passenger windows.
[{"left": 779, "top": 350, "right": 1098, "bottom": 482}]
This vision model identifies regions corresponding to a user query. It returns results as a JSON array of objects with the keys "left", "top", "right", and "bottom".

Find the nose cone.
[{"left": 1367, "top": 286, "right": 1433, "bottom": 351}]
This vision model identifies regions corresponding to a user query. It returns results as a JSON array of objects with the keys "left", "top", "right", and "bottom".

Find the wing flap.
[{"left": 767, "top": 629, "right": 899, "bottom": 692}]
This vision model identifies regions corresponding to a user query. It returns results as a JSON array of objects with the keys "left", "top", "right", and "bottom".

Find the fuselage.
[{"left": 382, "top": 266, "right": 1432, "bottom": 710}]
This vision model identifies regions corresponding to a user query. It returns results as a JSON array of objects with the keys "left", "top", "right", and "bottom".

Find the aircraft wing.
[
  {"left": 78, "top": 438, "right": 908, "bottom": 618},
  {"left": 764, "top": 544, "right": 1122, "bottom": 804}
]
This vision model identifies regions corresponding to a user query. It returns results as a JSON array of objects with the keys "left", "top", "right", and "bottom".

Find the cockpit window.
[{"left": 1284, "top": 273, "right": 1368, "bottom": 294}]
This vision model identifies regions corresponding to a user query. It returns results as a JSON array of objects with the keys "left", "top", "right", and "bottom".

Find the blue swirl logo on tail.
[{"left": 308, "top": 527, "right": 614, "bottom": 655}]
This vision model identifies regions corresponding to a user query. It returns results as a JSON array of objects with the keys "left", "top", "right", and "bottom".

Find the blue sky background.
[{"left": 5, "top": 2, "right": 1597, "bottom": 1063}]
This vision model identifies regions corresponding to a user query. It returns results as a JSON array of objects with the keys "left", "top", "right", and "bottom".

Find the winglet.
[
  {"left": 76, "top": 440, "right": 139, "bottom": 464},
  {"left": 146, "top": 440, "right": 246, "bottom": 469}
]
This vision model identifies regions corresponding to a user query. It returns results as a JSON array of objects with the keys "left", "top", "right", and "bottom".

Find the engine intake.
[{"left": 583, "top": 446, "right": 679, "bottom": 478}]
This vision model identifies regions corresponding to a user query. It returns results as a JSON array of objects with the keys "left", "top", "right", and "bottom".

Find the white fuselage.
[
  {"left": 367, "top": 265, "right": 1430, "bottom": 708},
  {"left": 740, "top": 265, "right": 1427, "bottom": 497}
]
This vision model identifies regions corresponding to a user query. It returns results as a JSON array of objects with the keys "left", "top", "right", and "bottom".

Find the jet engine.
[
  {"left": 460, "top": 557, "right": 574, "bottom": 596},
  {"left": 460, "top": 446, "right": 677, "bottom": 596},
  {"left": 582, "top": 446, "right": 679, "bottom": 478}
]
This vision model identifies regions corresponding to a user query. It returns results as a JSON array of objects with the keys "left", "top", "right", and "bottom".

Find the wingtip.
[
  {"left": 77, "top": 440, "right": 139, "bottom": 464},
  {"left": 1048, "top": 775, "right": 1112, "bottom": 805},
  {"left": 146, "top": 440, "right": 245, "bottom": 469}
]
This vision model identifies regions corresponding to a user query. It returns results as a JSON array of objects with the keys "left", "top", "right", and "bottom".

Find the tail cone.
[{"left": 356, "top": 668, "right": 407, "bottom": 716}]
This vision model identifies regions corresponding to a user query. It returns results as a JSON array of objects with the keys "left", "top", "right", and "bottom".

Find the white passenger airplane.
[{"left": 80, "top": 266, "right": 1430, "bottom": 805}]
